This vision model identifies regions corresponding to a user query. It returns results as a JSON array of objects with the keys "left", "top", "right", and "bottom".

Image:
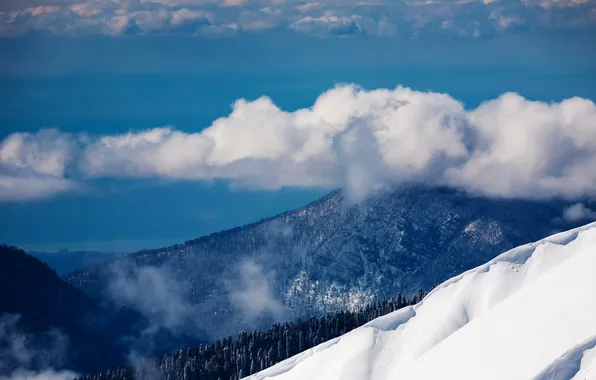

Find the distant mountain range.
[{"left": 64, "top": 185, "right": 593, "bottom": 345}]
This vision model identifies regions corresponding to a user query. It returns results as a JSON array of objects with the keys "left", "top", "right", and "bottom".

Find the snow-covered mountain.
[
  {"left": 64, "top": 185, "right": 592, "bottom": 340},
  {"left": 248, "top": 222, "right": 596, "bottom": 380}
]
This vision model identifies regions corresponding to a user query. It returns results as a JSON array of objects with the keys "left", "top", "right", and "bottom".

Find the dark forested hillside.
[
  {"left": 77, "top": 293, "right": 421, "bottom": 380},
  {"left": 0, "top": 245, "right": 144, "bottom": 375}
]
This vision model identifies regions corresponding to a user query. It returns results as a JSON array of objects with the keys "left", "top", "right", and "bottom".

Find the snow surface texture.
[{"left": 248, "top": 222, "right": 596, "bottom": 380}]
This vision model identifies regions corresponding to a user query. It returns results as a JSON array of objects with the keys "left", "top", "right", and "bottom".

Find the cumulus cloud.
[
  {"left": 0, "top": 129, "right": 80, "bottom": 201},
  {"left": 1, "top": 85, "right": 596, "bottom": 202},
  {"left": 446, "top": 93, "right": 596, "bottom": 198},
  {"left": 0, "top": 129, "right": 72, "bottom": 178}
]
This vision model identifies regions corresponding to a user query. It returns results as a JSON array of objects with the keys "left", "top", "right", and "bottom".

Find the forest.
[{"left": 77, "top": 291, "right": 424, "bottom": 380}]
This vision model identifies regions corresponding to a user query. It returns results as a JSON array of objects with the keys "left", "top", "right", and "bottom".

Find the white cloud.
[
  {"left": 138, "top": 0, "right": 218, "bottom": 6},
  {"left": 5, "top": 369, "right": 79, "bottom": 380},
  {"left": 0, "top": 175, "right": 79, "bottom": 201},
  {"left": 562, "top": 203, "right": 596, "bottom": 222},
  {"left": 222, "top": 0, "right": 248, "bottom": 7},
  {"left": 447, "top": 93, "right": 596, "bottom": 198},
  {"left": 70, "top": 3, "right": 102, "bottom": 17},
  {"left": 2, "top": 0, "right": 595, "bottom": 37},
  {"left": 295, "top": 2, "right": 322, "bottom": 12},
  {"left": 0, "top": 129, "right": 72, "bottom": 178},
  {"left": 290, "top": 15, "right": 363, "bottom": 35},
  {"left": 1, "top": 85, "right": 596, "bottom": 202},
  {"left": 170, "top": 8, "right": 212, "bottom": 25},
  {"left": 0, "top": 129, "right": 80, "bottom": 201},
  {"left": 106, "top": 263, "right": 194, "bottom": 333},
  {"left": 228, "top": 260, "right": 287, "bottom": 320},
  {"left": 106, "top": 14, "right": 136, "bottom": 34},
  {"left": 23, "top": 6, "right": 61, "bottom": 16},
  {"left": 127, "top": 9, "right": 171, "bottom": 31},
  {"left": 0, "top": 314, "right": 77, "bottom": 380}
]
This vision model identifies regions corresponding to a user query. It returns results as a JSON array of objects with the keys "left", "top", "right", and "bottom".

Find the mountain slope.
[
  {"left": 248, "top": 222, "right": 596, "bottom": 380},
  {"left": 64, "top": 185, "right": 592, "bottom": 339},
  {"left": 0, "top": 245, "right": 144, "bottom": 375}
]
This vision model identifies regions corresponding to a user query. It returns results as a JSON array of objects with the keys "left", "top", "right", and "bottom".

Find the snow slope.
[{"left": 248, "top": 222, "right": 596, "bottom": 380}]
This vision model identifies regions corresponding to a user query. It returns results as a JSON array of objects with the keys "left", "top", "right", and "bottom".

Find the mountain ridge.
[{"left": 64, "top": 185, "right": 593, "bottom": 343}]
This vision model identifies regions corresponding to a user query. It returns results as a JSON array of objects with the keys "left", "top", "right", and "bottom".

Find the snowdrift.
[{"left": 248, "top": 222, "right": 596, "bottom": 380}]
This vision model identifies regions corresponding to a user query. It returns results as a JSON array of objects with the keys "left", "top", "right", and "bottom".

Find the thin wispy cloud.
[
  {"left": 0, "top": 314, "right": 77, "bottom": 380},
  {"left": 1, "top": 85, "right": 596, "bottom": 202},
  {"left": 562, "top": 203, "right": 596, "bottom": 222},
  {"left": 228, "top": 259, "right": 287, "bottom": 321}
]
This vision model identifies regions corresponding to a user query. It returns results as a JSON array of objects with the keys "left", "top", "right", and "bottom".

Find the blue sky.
[{"left": 1, "top": 14, "right": 596, "bottom": 252}]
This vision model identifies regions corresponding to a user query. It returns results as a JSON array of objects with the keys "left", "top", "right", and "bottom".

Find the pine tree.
[{"left": 77, "top": 294, "right": 415, "bottom": 380}]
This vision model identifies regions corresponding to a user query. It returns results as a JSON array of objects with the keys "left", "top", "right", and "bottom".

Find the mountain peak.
[{"left": 65, "top": 185, "right": 591, "bottom": 344}]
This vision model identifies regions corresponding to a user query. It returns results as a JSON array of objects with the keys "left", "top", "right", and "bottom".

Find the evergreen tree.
[{"left": 77, "top": 293, "right": 418, "bottom": 380}]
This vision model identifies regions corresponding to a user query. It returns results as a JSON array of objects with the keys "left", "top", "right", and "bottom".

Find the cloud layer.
[
  {"left": 1, "top": 84, "right": 596, "bottom": 202},
  {"left": 1, "top": 0, "right": 595, "bottom": 37}
]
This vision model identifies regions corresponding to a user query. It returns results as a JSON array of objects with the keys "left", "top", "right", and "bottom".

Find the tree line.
[{"left": 77, "top": 290, "right": 425, "bottom": 380}]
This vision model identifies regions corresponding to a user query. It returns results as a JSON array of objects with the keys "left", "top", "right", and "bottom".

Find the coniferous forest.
[{"left": 77, "top": 292, "right": 424, "bottom": 380}]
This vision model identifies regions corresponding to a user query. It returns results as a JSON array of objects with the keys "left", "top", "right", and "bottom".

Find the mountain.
[
  {"left": 0, "top": 245, "right": 148, "bottom": 375},
  {"left": 30, "top": 249, "right": 122, "bottom": 275},
  {"left": 248, "top": 221, "right": 596, "bottom": 380},
  {"left": 64, "top": 185, "right": 593, "bottom": 341}
]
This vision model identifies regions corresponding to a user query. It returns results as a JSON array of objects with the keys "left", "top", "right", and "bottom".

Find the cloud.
[
  {"left": 106, "top": 263, "right": 194, "bottom": 334},
  {"left": 171, "top": 8, "right": 213, "bottom": 25},
  {"left": 295, "top": 2, "right": 322, "bottom": 12},
  {"left": 0, "top": 314, "right": 77, "bottom": 380},
  {"left": 0, "top": 129, "right": 72, "bottom": 178},
  {"left": 100, "top": 249, "right": 290, "bottom": 346},
  {"left": 290, "top": 15, "right": 364, "bottom": 35},
  {"left": 1, "top": 0, "right": 595, "bottom": 37},
  {"left": 102, "top": 261, "right": 209, "bottom": 361},
  {"left": 0, "top": 129, "right": 80, "bottom": 201},
  {"left": 70, "top": 3, "right": 103, "bottom": 17},
  {"left": 1, "top": 85, "right": 596, "bottom": 202},
  {"left": 4, "top": 369, "right": 79, "bottom": 380},
  {"left": 22, "top": 6, "right": 61, "bottom": 16},
  {"left": 0, "top": 174, "right": 79, "bottom": 202},
  {"left": 222, "top": 0, "right": 248, "bottom": 7},
  {"left": 562, "top": 203, "right": 596, "bottom": 222},
  {"left": 228, "top": 259, "right": 287, "bottom": 320},
  {"left": 446, "top": 93, "right": 596, "bottom": 198}
]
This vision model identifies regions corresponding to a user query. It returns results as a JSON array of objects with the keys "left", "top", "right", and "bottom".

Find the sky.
[{"left": 1, "top": 0, "right": 596, "bottom": 253}]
